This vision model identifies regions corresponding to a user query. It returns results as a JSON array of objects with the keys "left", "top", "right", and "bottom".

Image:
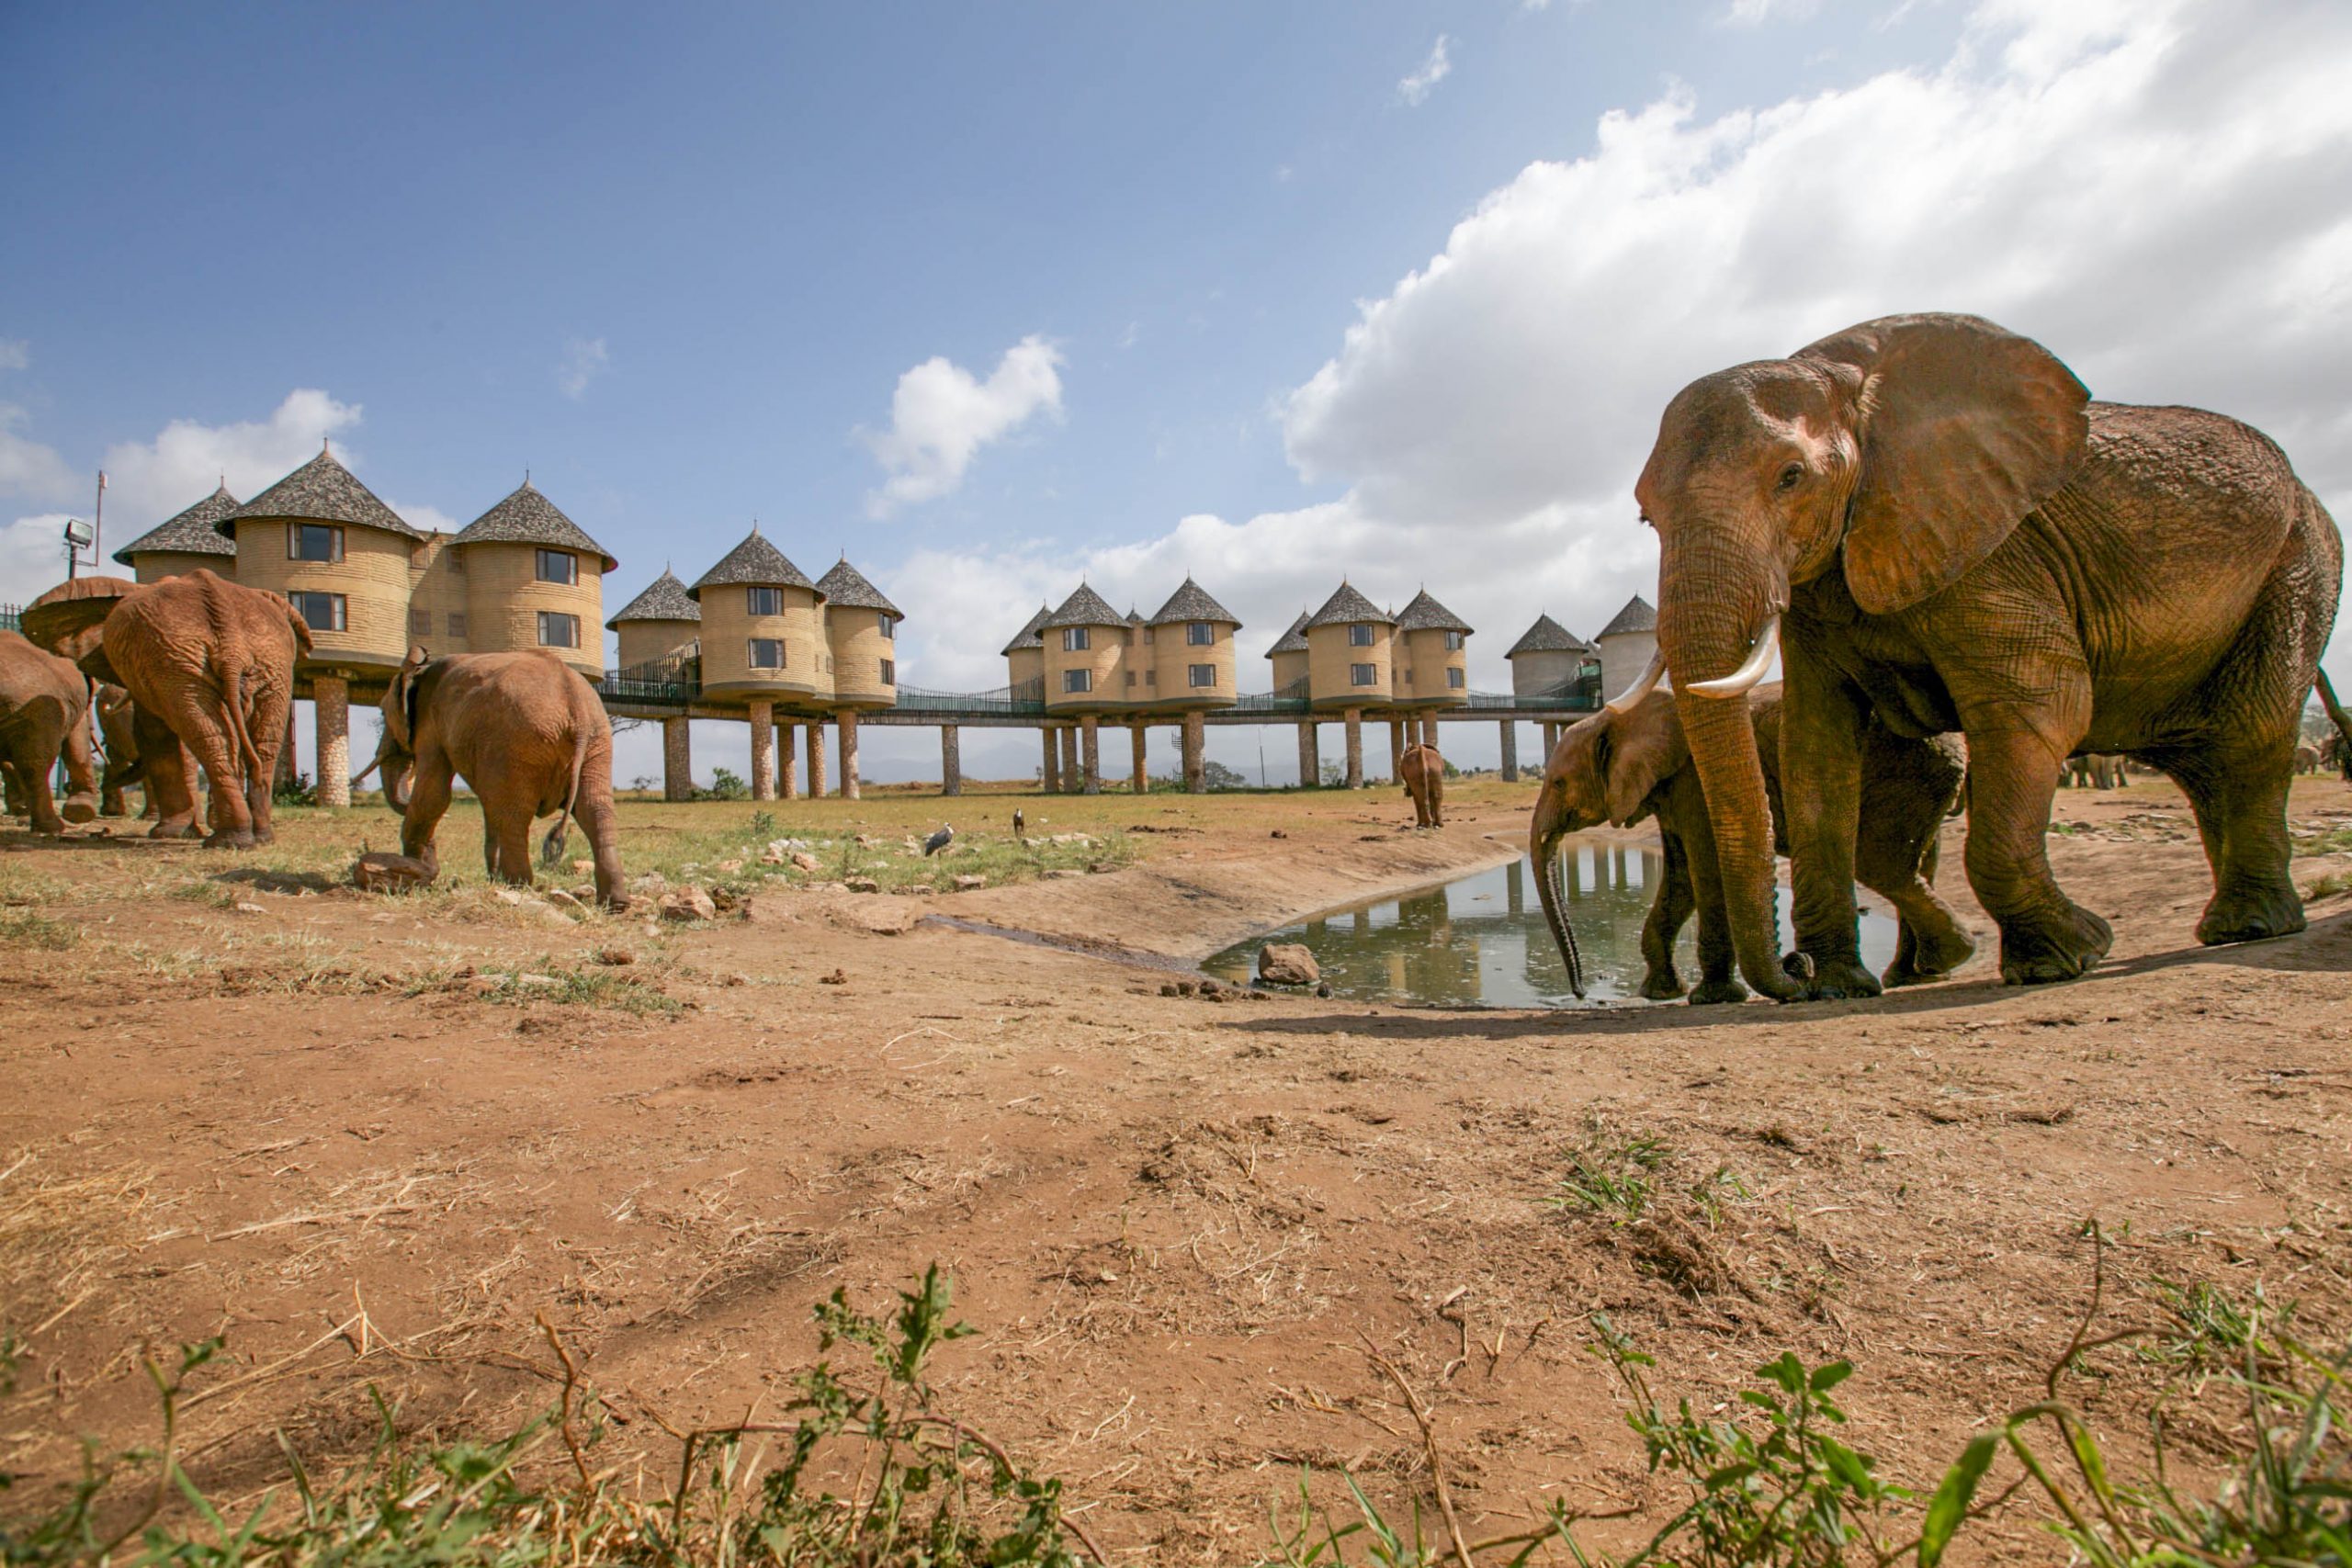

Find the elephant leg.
[
  {"left": 1779, "top": 650, "right": 1879, "bottom": 998},
  {"left": 483, "top": 803, "right": 536, "bottom": 886},
  {"left": 1858, "top": 734, "right": 1976, "bottom": 987},
  {"left": 59, "top": 715, "right": 99, "bottom": 824},
  {"left": 1, "top": 761, "right": 21, "bottom": 818},
  {"left": 2165, "top": 739, "right": 2303, "bottom": 945},
  {"left": 243, "top": 684, "right": 291, "bottom": 846},
  {"left": 133, "top": 709, "right": 201, "bottom": 838},
  {"left": 1958, "top": 721, "right": 2111, "bottom": 984},
  {"left": 5, "top": 740, "right": 66, "bottom": 836},
  {"left": 401, "top": 757, "right": 454, "bottom": 879},
  {"left": 1664, "top": 780, "right": 1747, "bottom": 1005},
  {"left": 572, "top": 765, "right": 626, "bottom": 908},
  {"left": 1638, "top": 829, "right": 1693, "bottom": 999},
  {"left": 150, "top": 685, "right": 252, "bottom": 848}
]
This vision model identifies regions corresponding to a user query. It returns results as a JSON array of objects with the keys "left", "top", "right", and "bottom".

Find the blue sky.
[{"left": 6, "top": 0, "right": 2349, "bottom": 784}]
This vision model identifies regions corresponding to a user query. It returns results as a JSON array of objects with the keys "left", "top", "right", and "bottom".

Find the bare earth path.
[{"left": 3, "top": 776, "right": 2348, "bottom": 1562}]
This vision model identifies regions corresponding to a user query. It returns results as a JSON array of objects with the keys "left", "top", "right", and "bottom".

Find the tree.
[{"left": 1202, "top": 760, "right": 1247, "bottom": 791}]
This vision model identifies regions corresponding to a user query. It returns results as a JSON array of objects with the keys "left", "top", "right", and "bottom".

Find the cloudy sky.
[{"left": 6, "top": 0, "right": 2349, "bottom": 784}]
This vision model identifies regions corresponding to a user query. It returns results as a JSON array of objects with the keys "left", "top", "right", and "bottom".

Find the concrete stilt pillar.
[
  {"left": 1059, "top": 726, "right": 1080, "bottom": 794},
  {"left": 778, "top": 722, "right": 798, "bottom": 799},
  {"left": 277, "top": 709, "right": 298, "bottom": 789},
  {"left": 749, "top": 700, "right": 776, "bottom": 800},
  {"left": 1131, "top": 724, "right": 1148, "bottom": 794},
  {"left": 1182, "top": 711, "right": 1206, "bottom": 794},
  {"left": 1041, "top": 727, "right": 1060, "bottom": 793},
  {"left": 942, "top": 724, "right": 962, "bottom": 796},
  {"left": 1080, "top": 716, "right": 1101, "bottom": 795},
  {"left": 806, "top": 717, "right": 827, "bottom": 800},
  {"left": 1344, "top": 707, "right": 1364, "bottom": 789},
  {"left": 663, "top": 716, "right": 693, "bottom": 801},
  {"left": 837, "top": 710, "right": 860, "bottom": 799},
  {"left": 1388, "top": 717, "right": 1406, "bottom": 779},
  {"left": 314, "top": 677, "right": 350, "bottom": 807},
  {"left": 1422, "top": 714, "right": 1440, "bottom": 747},
  {"left": 1499, "top": 720, "right": 1520, "bottom": 783},
  {"left": 1297, "top": 721, "right": 1318, "bottom": 788}
]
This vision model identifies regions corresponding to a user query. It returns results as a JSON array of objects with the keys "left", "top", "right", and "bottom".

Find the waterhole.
[{"left": 1201, "top": 840, "right": 1901, "bottom": 1007}]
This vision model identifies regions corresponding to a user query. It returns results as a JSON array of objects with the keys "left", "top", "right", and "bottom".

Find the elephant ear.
[
  {"left": 1797, "top": 313, "right": 2090, "bottom": 616},
  {"left": 76, "top": 643, "right": 122, "bottom": 688},
  {"left": 387, "top": 646, "right": 428, "bottom": 749},
  {"left": 1601, "top": 694, "right": 1689, "bottom": 826}
]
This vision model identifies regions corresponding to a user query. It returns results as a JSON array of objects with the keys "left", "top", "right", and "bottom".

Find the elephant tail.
[
  {"left": 216, "top": 658, "right": 266, "bottom": 790},
  {"left": 2318, "top": 671, "right": 2352, "bottom": 783},
  {"left": 540, "top": 722, "right": 592, "bottom": 869}
]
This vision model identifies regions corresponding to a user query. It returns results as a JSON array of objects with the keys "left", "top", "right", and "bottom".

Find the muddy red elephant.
[
  {"left": 0, "top": 631, "right": 100, "bottom": 835},
  {"left": 1628, "top": 312, "right": 2346, "bottom": 998},
  {"left": 1398, "top": 742, "right": 1444, "bottom": 828}
]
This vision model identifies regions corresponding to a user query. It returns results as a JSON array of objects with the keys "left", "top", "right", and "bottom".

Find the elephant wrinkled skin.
[
  {"left": 1398, "top": 742, "right": 1445, "bottom": 828},
  {"left": 0, "top": 630, "right": 100, "bottom": 835},
  {"left": 1636, "top": 312, "right": 2343, "bottom": 997},
  {"left": 364, "top": 648, "right": 624, "bottom": 906},
  {"left": 1530, "top": 684, "right": 1972, "bottom": 1005}
]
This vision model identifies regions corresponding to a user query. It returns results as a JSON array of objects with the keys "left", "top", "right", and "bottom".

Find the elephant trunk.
[
  {"left": 1529, "top": 787, "right": 1587, "bottom": 1000},
  {"left": 382, "top": 755, "right": 413, "bottom": 813},
  {"left": 1658, "top": 548, "right": 1800, "bottom": 1001}
]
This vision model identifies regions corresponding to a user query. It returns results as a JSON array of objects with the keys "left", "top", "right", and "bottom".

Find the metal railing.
[
  {"left": 0, "top": 603, "right": 18, "bottom": 635},
  {"left": 894, "top": 680, "right": 1046, "bottom": 718},
  {"left": 602, "top": 649, "right": 701, "bottom": 706}
]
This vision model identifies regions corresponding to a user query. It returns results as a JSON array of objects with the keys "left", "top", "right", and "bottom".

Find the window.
[
  {"left": 1143, "top": 626, "right": 1155, "bottom": 646},
  {"left": 1062, "top": 668, "right": 1092, "bottom": 694},
  {"left": 1403, "top": 668, "right": 1414, "bottom": 685},
  {"left": 536, "top": 549, "right": 577, "bottom": 586},
  {"left": 1146, "top": 669, "right": 1157, "bottom": 687},
  {"left": 288, "top": 591, "right": 345, "bottom": 632},
  {"left": 877, "top": 612, "right": 896, "bottom": 639},
  {"left": 447, "top": 611, "right": 467, "bottom": 638},
  {"left": 409, "top": 607, "right": 430, "bottom": 637},
  {"left": 879, "top": 658, "right": 894, "bottom": 684},
  {"left": 748, "top": 637, "right": 785, "bottom": 670},
  {"left": 1125, "top": 670, "right": 1136, "bottom": 687},
  {"left": 1188, "top": 663, "right": 1216, "bottom": 688},
  {"left": 1349, "top": 623, "right": 1374, "bottom": 647},
  {"left": 447, "top": 549, "right": 465, "bottom": 573},
  {"left": 537, "top": 611, "right": 581, "bottom": 649},
  {"left": 1444, "top": 631, "right": 1464, "bottom": 651},
  {"left": 1062, "top": 626, "right": 1089, "bottom": 652},
  {"left": 747, "top": 586, "right": 784, "bottom": 616},
  {"left": 288, "top": 524, "right": 343, "bottom": 563},
  {"left": 1187, "top": 621, "right": 1213, "bottom": 646},
  {"left": 1447, "top": 667, "right": 1465, "bottom": 690},
  {"left": 1350, "top": 662, "right": 1376, "bottom": 687}
]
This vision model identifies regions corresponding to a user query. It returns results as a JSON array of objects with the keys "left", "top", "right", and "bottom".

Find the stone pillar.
[
  {"left": 1344, "top": 707, "right": 1364, "bottom": 789},
  {"left": 837, "top": 710, "right": 860, "bottom": 799},
  {"left": 277, "top": 709, "right": 297, "bottom": 790},
  {"left": 314, "top": 677, "right": 350, "bottom": 807},
  {"left": 662, "top": 716, "right": 692, "bottom": 801},
  {"left": 806, "top": 717, "right": 827, "bottom": 800},
  {"left": 1131, "top": 724, "right": 1148, "bottom": 794},
  {"left": 1059, "top": 726, "right": 1080, "bottom": 794},
  {"left": 1041, "top": 727, "right": 1060, "bottom": 793},
  {"left": 1422, "top": 714, "right": 1440, "bottom": 747},
  {"left": 1499, "top": 720, "right": 1520, "bottom": 784},
  {"left": 1388, "top": 717, "right": 1407, "bottom": 779},
  {"left": 942, "top": 724, "right": 962, "bottom": 796},
  {"left": 778, "top": 721, "right": 798, "bottom": 799},
  {"left": 1080, "top": 716, "right": 1101, "bottom": 795},
  {"left": 1182, "top": 711, "right": 1206, "bottom": 794},
  {"left": 748, "top": 700, "right": 776, "bottom": 801},
  {"left": 1297, "top": 721, "right": 1318, "bottom": 789}
]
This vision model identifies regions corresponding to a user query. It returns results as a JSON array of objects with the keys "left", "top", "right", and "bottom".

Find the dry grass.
[{"left": 0, "top": 1150, "right": 153, "bottom": 1340}]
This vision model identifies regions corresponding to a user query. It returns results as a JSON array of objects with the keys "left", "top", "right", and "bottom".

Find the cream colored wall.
[
  {"left": 699, "top": 583, "right": 828, "bottom": 705},
  {"left": 1307, "top": 623, "right": 1391, "bottom": 708},
  {"left": 1042, "top": 622, "right": 1126, "bottom": 712},
  {"left": 130, "top": 552, "right": 235, "bottom": 584},
  {"left": 617, "top": 620, "right": 698, "bottom": 670},
  {"left": 1510, "top": 649, "right": 1585, "bottom": 695},
  {"left": 1151, "top": 624, "right": 1236, "bottom": 708},
  {"left": 1598, "top": 630, "right": 1660, "bottom": 705},
  {"left": 405, "top": 535, "right": 470, "bottom": 656},
  {"left": 1270, "top": 649, "right": 1308, "bottom": 694},
  {"left": 1396, "top": 628, "right": 1466, "bottom": 708},
  {"left": 459, "top": 542, "right": 604, "bottom": 679},
  {"left": 825, "top": 606, "right": 898, "bottom": 708},
  {"left": 233, "top": 518, "right": 413, "bottom": 671}
]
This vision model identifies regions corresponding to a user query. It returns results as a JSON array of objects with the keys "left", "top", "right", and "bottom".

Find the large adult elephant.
[
  {"left": 1627, "top": 312, "right": 2344, "bottom": 997},
  {"left": 0, "top": 630, "right": 100, "bottom": 835},
  {"left": 357, "top": 648, "right": 623, "bottom": 906},
  {"left": 1398, "top": 742, "right": 1445, "bottom": 828},
  {"left": 80, "top": 570, "right": 308, "bottom": 847}
]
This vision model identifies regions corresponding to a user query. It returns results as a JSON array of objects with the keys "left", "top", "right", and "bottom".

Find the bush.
[
  {"left": 272, "top": 771, "right": 317, "bottom": 807},
  {"left": 700, "top": 766, "right": 750, "bottom": 802}
]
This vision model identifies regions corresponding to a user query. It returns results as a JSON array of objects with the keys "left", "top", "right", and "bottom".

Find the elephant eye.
[{"left": 1777, "top": 461, "right": 1805, "bottom": 491}]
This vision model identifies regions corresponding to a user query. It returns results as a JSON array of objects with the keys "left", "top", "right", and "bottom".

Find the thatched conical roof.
[
  {"left": 607, "top": 569, "right": 700, "bottom": 628},
  {"left": 1507, "top": 613, "right": 1590, "bottom": 657},
  {"left": 1394, "top": 588, "right": 1471, "bottom": 635},
  {"left": 1149, "top": 577, "right": 1238, "bottom": 626},
  {"left": 815, "top": 557, "right": 901, "bottom": 617},
  {"left": 1001, "top": 604, "right": 1052, "bottom": 657},
  {"left": 453, "top": 480, "right": 616, "bottom": 570},
  {"left": 113, "top": 484, "right": 239, "bottom": 564},
  {"left": 1041, "top": 583, "right": 1126, "bottom": 630},
  {"left": 225, "top": 443, "right": 418, "bottom": 538},
  {"left": 1597, "top": 594, "right": 1657, "bottom": 638},
  {"left": 688, "top": 527, "right": 817, "bottom": 600},
  {"left": 1305, "top": 581, "right": 1394, "bottom": 630},
  {"left": 1264, "top": 610, "right": 1310, "bottom": 659}
]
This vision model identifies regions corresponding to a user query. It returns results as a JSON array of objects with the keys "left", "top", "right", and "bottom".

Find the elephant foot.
[
  {"left": 150, "top": 819, "right": 203, "bottom": 840},
  {"left": 1799, "top": 956, "right": 1883, "bottom": 1002},
  {"left": 2197, "top": 879, "right": 2304, "bottom": 946},
  {"left": 29, "top": 816, "right": 67, "bottom": 838},
  {"left": 1883, "top": 919, "right": 1977, "bottom": 987},
  {"left": 1996, "top": 904, "right": 2113, "bottom": 985},
  {"left": 1687, "top": 976, "right": 1749, "bottom": 1006},
  {"left": 203, "top": 828, "right": 258, "bottom": 850},
  {"left": 62, "top": 794, "right": 98, "bottom": 825},
  {"left": 1639, "top": 967, "right": 1687, "bottom": 1001}
]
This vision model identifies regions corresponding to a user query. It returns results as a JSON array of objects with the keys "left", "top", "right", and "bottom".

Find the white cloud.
[
  {"left": 858, "top": 335, "right": 1065, "bottom": 518},
  {"left": 1723, "top": 0, "right": 1822, "bottom": 25},
  {"left": 0, "top": 340, "right": 28, "bottom": 371},
  {"left": 0, "top": 513, "right": 77, "bottom": 609},
  {"left": 556, "top": 337, "right": 609, "bottom": 400},
  {"left": 0, "top": 404, "right": 81, "bottom": 507},
  {"left": 388, "top": 499, "right": 462, "bottom": 536},
  {"left": 1396, "top": 35, "right": 1453, "bottom": 107}
]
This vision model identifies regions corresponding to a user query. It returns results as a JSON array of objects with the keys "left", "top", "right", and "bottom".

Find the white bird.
[{"left": 923, "top": 824, "right": 955, "bottom": 856}]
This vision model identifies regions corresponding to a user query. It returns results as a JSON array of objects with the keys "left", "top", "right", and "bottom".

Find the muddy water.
[{"left": 1201, "top": 841, "right": 1900, "bottom": 1007}]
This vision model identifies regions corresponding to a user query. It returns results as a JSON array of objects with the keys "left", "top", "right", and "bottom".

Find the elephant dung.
[
  {"left": 353, "top": 852, "right": 435, "bottom": 894},
  {"left": 1256, "top": 942, "right": 1320, "bottom": 987}
]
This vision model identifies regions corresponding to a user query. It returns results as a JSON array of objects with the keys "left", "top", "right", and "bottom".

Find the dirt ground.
[{"left": 4, "top": 773, "right": 2350, "bottom": 1562}]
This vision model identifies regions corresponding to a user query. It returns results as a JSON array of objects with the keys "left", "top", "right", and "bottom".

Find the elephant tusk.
[
  {"left": 350, "top": 757, "right": 381, "bottom": 788},
  {"left": 1602, "top": 649, "right": 1668, "bottom": 714},
  {"left": 1685, "top": 614, "right": 1780, "bottom": 699}
]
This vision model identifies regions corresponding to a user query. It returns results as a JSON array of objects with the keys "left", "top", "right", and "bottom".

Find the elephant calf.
[
  {"left": 0, "top": 630, "right": 99, "bottom": 835},
  {"left": 362, "top": 648, "right": 624, "bottom": 906},
  {"left": 1530, "top": 684, "right": 1973, "bottom": 1002}
]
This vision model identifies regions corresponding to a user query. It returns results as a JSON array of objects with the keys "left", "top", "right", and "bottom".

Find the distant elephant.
[
  {"left": 73, "top": 570, "right": 306, "bottom": 847},
  {"left": 2061, "top": 753, "right": 2125, "bottom": 790},
  {"left": 0, "top": 631, "right": 100, "bottom": 835},
  {"left": 1631, "top": 312, "right": 2344, "bottom": 998},
  {"left": 359, "top": 648, "right": 623, "bottom": 906},
  {"left": 1531, "top": 683, "right": 1971, "bottom": 1003},
  {"left": 2294, "top": 742, "right": 2323, "bottom": 776},
  {"left": 1398, "top": 741, "right": 1444, "bottom": 828}
]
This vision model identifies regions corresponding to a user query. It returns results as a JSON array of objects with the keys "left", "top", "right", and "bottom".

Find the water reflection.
[{"left": 1202, "top": 840, "right": 1898, "bottom": 1008}]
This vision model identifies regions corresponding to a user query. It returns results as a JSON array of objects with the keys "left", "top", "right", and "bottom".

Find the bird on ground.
[
  {"left": 1012, "top": 807, "right": 1025, "bottom": 838},
  {"left": 923, "top": 824, "right": 955, "bottom": 856}
]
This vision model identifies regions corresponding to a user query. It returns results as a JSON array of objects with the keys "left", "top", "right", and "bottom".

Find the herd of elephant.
[{"left": 1, "top": 568, "right": 623, "bottom": 905}]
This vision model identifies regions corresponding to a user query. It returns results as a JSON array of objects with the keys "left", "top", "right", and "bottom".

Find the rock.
[
  {"left": 514, "top": 972, "right": 563, "bottom": 989},
  {"left": 790, "top": 852, "right": 821, "bottom": 874},
  {"left": 1315, "top": 982, "right": 1334, "bottom": 998},
  {"left": 353, "top": 852, "right": 434, "bottom": 893},
  {"left": 544, "top": 889, "right": 586, "bottom": 914},
  {"left": 659, "top": 886, "right": 718, "bottom": 922},
  {"left": 1087, "top": 861, "right": 1118, "bottom": 874},
  {"left": 572, "top": 859, "right": 594, "bottom": 877},
  {"left": 820, "top": 967, "right": 848, "bottom": 985},
  {"left": 953, "top": 874, "right": 989, "bottom": 890},
  {"left": 631, "top": 872, "right": 670, "bottom": 893},
  {"left": 232, "top": 900, "right": 267, "bottom": 915},
  {"left": 1043, "top": 868, "right": 1081, "bottom": 880},
  {"left": 1160, "top": 982, "right": 1182, "bottom": 997},
  {"left": 844, "top": 876, "right": 880, "bottom": 894},
  {"left": 1257, "top": 942, "right": 1319, "bottom": 987},
  {"left": 717, "top": 858, "right": 744, "bottom": 874},
  {"left": 594, "top": 947, "right": 635, "bottom": 966},
  {"left": 1270, "top": 829, "right": 1287, "bottom": 840},
  {"left": 709, "top": 886, "right": 741, "bottom": 913}
]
